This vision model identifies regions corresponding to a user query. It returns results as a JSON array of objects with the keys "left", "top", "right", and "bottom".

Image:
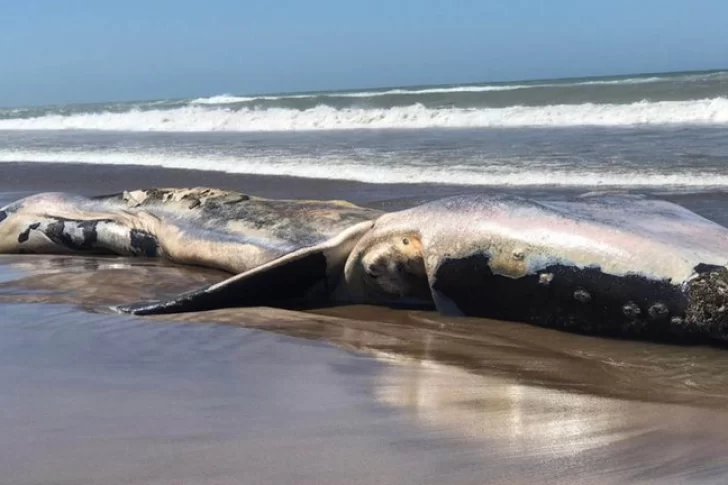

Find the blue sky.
[{"left": 1, "top": 0, "right": 727, "bottom": 106}]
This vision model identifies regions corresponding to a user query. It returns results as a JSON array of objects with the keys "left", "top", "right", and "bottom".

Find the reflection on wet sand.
[
  {"left": 4, "top": 255, "right": 728, "bottom": 482},
  {"left": 4, "top": 253, "right": 728, "bottom": 408},
  {"left": 372, "top": 351, "right": 728, "bottom": 482},
  {"left": 0, "top": 254, "right": 227, "bottom": 307}
]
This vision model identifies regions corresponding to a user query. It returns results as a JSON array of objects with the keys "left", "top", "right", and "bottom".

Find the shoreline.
[
  {"left": 3, "top": 159, "right": 728, "bottom": 228},
  {"left": 0, "top": 161, "right": 486, "bottom": 207}
]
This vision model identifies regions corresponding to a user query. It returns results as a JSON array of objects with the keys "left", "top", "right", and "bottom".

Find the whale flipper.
[{"left": 116, "top": 221, "right": 374, "bottom": 315}]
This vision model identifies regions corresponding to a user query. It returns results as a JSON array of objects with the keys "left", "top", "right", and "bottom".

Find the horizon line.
[{"left": 4, "top": 66, "right": 727, "bottom": 110}]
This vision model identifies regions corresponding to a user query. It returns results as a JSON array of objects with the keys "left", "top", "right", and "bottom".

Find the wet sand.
[
  {"left": 0, "top": 161, "right": 474, "bottom": 210},
  {"left": 4, "top": 163, "right": 728, "bottom": 484}
]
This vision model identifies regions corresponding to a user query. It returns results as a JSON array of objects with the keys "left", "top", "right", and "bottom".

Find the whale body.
[{"left": 3, "top": 188, "right": 728, "bottom": 343}]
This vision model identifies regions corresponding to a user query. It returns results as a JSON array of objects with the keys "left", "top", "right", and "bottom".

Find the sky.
[{"left": 1, "top": 0, "right": 727, "bottom": 106}]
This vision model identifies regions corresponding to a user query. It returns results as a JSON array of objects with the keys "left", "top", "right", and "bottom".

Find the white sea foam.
[
  {"left": 1, "top": 149, "right": 727, "bottom": 188},
  {"left": 1, "top": 98, "right": 727, "bottom": 132},
  {"left": 189, "top": 94, "right": 257, "bottom": 104},
  {"left": 189, "top": 92, "right": 322, "bottom": 104}
]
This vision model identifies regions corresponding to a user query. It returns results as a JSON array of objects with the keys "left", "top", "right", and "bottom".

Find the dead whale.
[{"left": 3, "top": 189, "right": 728, "bottom": 343}]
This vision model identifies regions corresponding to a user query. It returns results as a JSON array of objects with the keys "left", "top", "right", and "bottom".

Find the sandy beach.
[{"left": 3, "top": 163, "right": 728, "bottom": 484}]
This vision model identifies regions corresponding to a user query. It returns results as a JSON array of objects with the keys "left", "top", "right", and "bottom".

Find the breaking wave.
[
  {"left": 0, "top": 98, "right": 726, "bottom": 132},
  {"left": 2, "top": 149, "right": 728, "bottom": 188},
  {"left": 189, "top": 94, "right": 257, "bottom": 104}
]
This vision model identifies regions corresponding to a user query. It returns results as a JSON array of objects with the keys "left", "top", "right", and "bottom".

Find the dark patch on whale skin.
[
  {"left": 0, "top": 210, "right": 7, "bottom": 224},
  {"left": 429, "top": 252, "right": 717, "bottom": 343},
  {"left": 120, "top": 250, "right": 329, "bottom": 315},
  {"left": 43, "top": 218, "right": 158, "bottom": 257},
  {"left": 44, "top": 220, "right": 102, "bottom": 251},
  {"left": 18, "top": 222, "right": 41, "bottom": 243},
  {"left": 129, "top": 229, "right": 158, "bottom": 257}
]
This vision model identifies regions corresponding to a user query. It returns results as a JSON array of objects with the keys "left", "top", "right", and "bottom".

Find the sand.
[{"left": 3, "top": 162, "right": 728, "bottom": 484}]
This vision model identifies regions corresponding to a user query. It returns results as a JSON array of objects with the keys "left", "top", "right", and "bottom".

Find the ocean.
[{"left": 1, "top": 69, "right": 727, "bottom": 189}]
